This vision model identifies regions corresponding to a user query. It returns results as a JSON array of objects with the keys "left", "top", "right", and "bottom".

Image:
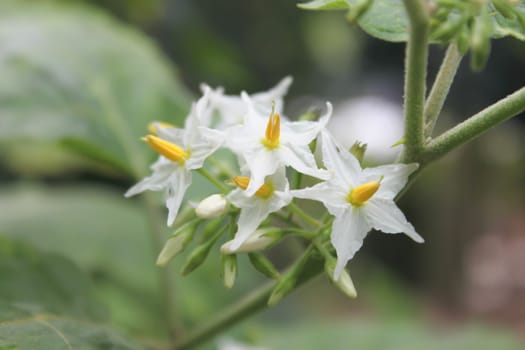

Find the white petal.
[
  {"left": 364, "top": 198, "right": 424, "bottom": 243},
  {"left": 166, "top": 169, "right": 192, "bottom": 226},
  {"left": 185, "top": 127, "right": 224, "bottom": 170},
  {"left": 281, "top": 102, "right": 332, "bottom": 145},
  {"left": 252, "top": 76, "right": 293, "bottom": 104},
  {"left": 244, "top": 149, "right": 281, "bottom": 196},
  {"left": 229, "top": 201, "right": 272, "bottom": 250},
  {"left": 292, "top": 182, "right": 348, "bottom": 216},
  {"left": 361, "top": 163, "right": 418, "bottom": 200},
  {"left": 279, "top": 145, "right": 329, "bottom": 180},
  {"left": 319, "top": 130, "right": 361, "bottom": 188},
  {"left": 331, "top": 207, "right": 370, "bottom": 279},
  {"left": 125, "top": 158, "right": 175, "bottom": 197}
]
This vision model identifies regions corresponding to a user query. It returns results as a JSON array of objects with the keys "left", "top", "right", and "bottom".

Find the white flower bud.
[
  {"left": 220, "top": 229, "right": 279, "bottom": 254},
  {"left": 335, "top": 269, "right": 357, "bottom": 298},
  {"left": 325, "top": 258, "right": 357, "bottom": 298},
  {"left": 195, "top": 194, "right": 228, "bottom": 218}
]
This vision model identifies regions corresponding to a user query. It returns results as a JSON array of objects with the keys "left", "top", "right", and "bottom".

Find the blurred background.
[{"left": 0, "top": 0, "right": 524, "bottom": 349}]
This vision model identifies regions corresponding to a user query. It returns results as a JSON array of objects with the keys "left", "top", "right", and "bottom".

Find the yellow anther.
[
  {"left": 148, "top": 121, "right": 176, "bottom": 135},
  {"left": 143, "top": 135, "right": 189, "bottom": 164},
  {"left": 230, "top": 176, "right": 274, "bottom": 199},
  {"left": 261, "top": 108, "right": 281, "bottom": 150},
  {"left": 347, "top": 180, "right": 381, "bottom": 206}
]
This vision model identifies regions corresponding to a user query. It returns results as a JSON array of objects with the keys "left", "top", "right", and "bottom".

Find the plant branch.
[
  {"left": 401, "top": 0, "right": 430, "bottom": 162},
  {"left": 424, "top": 44, "right": 463, "bottom": 137},
  {"left": 197, "top": 168, "right": 228, "bottom": 193},
  {"left": 422, "top": 86, "right": 525, "bottom": 163}
]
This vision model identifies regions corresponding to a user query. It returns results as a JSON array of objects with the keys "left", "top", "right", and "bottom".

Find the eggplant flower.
[
  {"left": 125, "top": 93, "right": 223, "bottom": 225},
  {"left": 201, "top": 76, "right": 292, "bottom": 129},
  {"left": 293, "top": 131, "right": 424, "bottom": 279},
  {"left": 225, "top": 96, "right": 331, "bottom": 195},
  {"left": 227, "top": 169, "right": 292, "bottom": 250}
]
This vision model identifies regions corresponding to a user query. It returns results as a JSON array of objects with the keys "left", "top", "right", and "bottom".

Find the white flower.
[
  {"left": 201, "top": 76, "right": 292, "bottom": 129},
  {"left": 125, "top": 93, "right": 223, "bottom": 226},
  {"left": 225, "top": 96, "right": 331, "bottom": 196},
  {"left": 227, "top": 169, "right": 292, "bottom": 250},
  {"left": 195, "top": 194, "right": 228, "bottom": 218},
  {"left": 293, "top": 130, "right": 424, "bottom": 279}
]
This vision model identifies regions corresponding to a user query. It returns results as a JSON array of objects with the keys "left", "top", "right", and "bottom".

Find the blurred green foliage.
[{"left": 0, "top": 0, "right": 523, "bottom": 349}]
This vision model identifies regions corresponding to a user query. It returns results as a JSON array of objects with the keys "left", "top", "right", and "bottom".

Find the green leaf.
[
  {"left": 0, "top": 184, "right": 163, "bottom": 337},
  {"left": 0, "top": 1, "right": 192, "bottom": 177},
  {"left": 343, "top": 0, "right": 525, "bottom": 43},
  {"left": 0, "top": 184, "right": 265, "bottom": 334},
  {"left": 0, "top": 237, "right": 144, "bottom": 350},
  {"left": 298, "top": 0, "right": 351, "bottom": 11},
  {"left": 350, "top": 0, "right": 409, "bottom": 42}
]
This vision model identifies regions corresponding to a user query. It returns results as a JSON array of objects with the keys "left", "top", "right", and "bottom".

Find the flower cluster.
[{"left": 126, "top": 77, "right": 423, "bottom": 296}]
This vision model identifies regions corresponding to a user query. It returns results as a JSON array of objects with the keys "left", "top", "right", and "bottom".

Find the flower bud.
[
  {"left": 156, "top": 220, "right": 198, "bottom": 267},
  {"left": 469, "top": 12, "right": 492, "bottom": 72},
  {"left": 248, "top": 253, "right": 280, "bottom": 279},
  {"left": 222, "top": 253, "right": 237, "bottom": 289},
  {"left": 181, "top": 240, "right": 215, "bottom": 275},
  {"left": 325, "top": 257, "right": 357, "bottom": 298},
  {"left": 349, "top": 141, "right": 367, "bottom": 165},
  {"left": 220, "top": 229, "right": 281, "bottom": 254},
  {"left": 195, "top": 194, "right": 228, "bottom": 219}
]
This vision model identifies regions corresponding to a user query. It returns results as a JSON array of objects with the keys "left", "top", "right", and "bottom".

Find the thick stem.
[
  {"left": 401, "top": 0, "right": 430, "bottom": 162},
  {"left": 422, "top": 86, "right": 525, "bottom": 163},
  {"left": 424, "top": 44, "right": 463, "bottom": 137}
]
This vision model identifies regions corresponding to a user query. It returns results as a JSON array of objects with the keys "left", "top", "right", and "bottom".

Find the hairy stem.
[
  {"left": 422, "top": 86, "right": 525, "bottom": 163},
  {"left": 401, "top": 0, "right": 430, "bottom": 162},
  {"left": 424, "top": 44, "right": 463, "bottom": 137}
]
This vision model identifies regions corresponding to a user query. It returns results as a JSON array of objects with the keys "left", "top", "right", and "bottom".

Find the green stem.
[
  {"left": 197, "top": 168, "right": 228, "bottom": 193},
  {"left": 424, "top": 44, "right": 463, "bottom": 137},
  {"left": 401, "top": 0, "right": 430, "bottom": 162},
  {"left": 422, "top": 86, "right": 525, "bottom": 163},
  {"left": 288, "top": 202, "right": 321, "bottom": 227}
]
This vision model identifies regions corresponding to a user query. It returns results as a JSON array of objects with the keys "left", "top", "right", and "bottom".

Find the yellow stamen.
[
  {"left": 230, "top": 176, "right": 274, "bottom": 199},
  {"left": 347, "top": 180, "right": 381, "bottom": 206},
  {"left": 148, "top": 121, "right": 176, "bottom": 135},
  {"left": 143, "top": 135, "right": 189, "bottom": 164},
  {"left": 261, "top": 108, "right": 281, "bottom": 150}
]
